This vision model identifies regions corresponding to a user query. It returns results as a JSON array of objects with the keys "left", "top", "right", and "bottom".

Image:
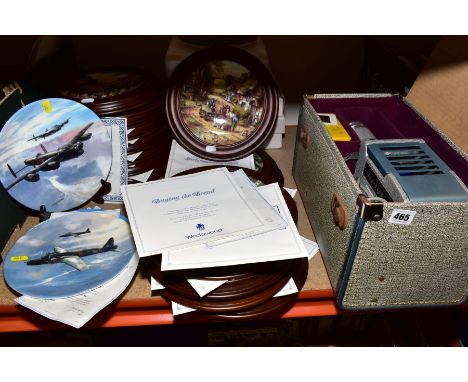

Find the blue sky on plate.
[
  {"left": 0, "top": 98, "right": 112, "bottom": 211},
  {"left": 3, "top": 211, "right": 136, "bottom": 299}
]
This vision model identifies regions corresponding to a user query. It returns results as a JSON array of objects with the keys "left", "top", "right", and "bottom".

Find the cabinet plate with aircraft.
[
  {"left": 0, "top": 98, "right": 112, "bottom": 212},
  {"left": 3, "top": 211, "right": 136, "bottom": 298}
]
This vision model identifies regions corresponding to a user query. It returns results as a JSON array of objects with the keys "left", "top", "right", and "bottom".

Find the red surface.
[{"left": 0, "top": 290, "right": 337, "bottom": 333}]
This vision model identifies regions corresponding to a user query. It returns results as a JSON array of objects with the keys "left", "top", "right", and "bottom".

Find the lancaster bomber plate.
[{"left": 0, "top": 98, "right": 112, "bottom": 211}]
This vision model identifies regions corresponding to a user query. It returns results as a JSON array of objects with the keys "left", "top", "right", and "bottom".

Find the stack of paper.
[
  {"left": 122, "top": 167, "right": 319, "bottom": 316},
  {"left": 122, "top": 168, "right": 289, "bottom": 257},
  {"left": 160, "top": 178, "right": 309, "bottom": 270}
]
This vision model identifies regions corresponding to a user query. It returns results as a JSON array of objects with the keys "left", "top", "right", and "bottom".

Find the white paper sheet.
[
  {"left": 122, "top": 167, "right": 285, "bottom": 257},
  {"left": 161, "top": 182, "right": 308, "bottom": 270},
  {"left": 150, "top": 276, "right": 165, "bottom": 291},
  {"left": 127, "top": 151, "right": 142, "bottom": 162},
  {"left": 150, "top": 276, "right": 226, "bottom": 297},
  {"left": 15, "top": 252, "right": 139, "bottom": 328},
  {"left": 164, "top": 140, "right": 255, "bottom": 178},
  {"left": 273, "top": 278, "right": 299, "bottom": 297},
  {"left": 301, "top": 236, "right": 320, "bottom": 260},
  {"left": 284, "top": 187, "right": 297, "bottom": 198},
  {"left": 128, "top": 169, "right": 153, "bottom": 183},
  {"left": 171, "top": 301, "right": 196, "bottom": 316},
  {"left": 186, "top": 278, "right": 228, "bottom": 297},
  {"left": 101, "top": 118, "right": 128, "bottom": 204},
  {"left": 204, "top": 170, "right": 286, "bottom": 248}
]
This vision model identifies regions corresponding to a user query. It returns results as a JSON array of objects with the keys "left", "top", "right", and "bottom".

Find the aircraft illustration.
[
  {"left": 27, "top": 118, "right": 71, "bottom": 142},
  {"left": 5, "top": 122, "right": 93, "bottom": 190},
  {"left": 59, "top": 228, "right": 91, "bottom": 238},
  {"left": 26, "top": 237, "right": 118, "bottom": 271}
]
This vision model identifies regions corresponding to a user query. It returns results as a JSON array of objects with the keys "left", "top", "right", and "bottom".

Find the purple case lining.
[
  {"left": 309, "top": 96, "right": 467, "bottom": 186},
  {"left": 334, "top": 141, "right": 360, "bottom": 174}
]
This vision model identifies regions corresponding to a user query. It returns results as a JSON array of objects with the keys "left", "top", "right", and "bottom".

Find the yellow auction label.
[
  {"left": 42, "top": 99, "right": 52, "bottom": 113},
  {"left": 10, "top": 256, "right": 29, "bottom": 262}
]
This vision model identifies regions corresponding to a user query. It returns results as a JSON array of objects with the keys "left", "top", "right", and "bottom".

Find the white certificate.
[
  {"left": 121, "top": 167, "right": 284, "bottom": 257},
  {"left": 205, "top": 170, "right": 286, "bottom": 248},
  {"left": 161, "top": 183, "right": 309, "bottom": 270},
  {"left": 16, "top": 252, "right": 139, "bottom": 329},
  {"left": 165, "top": 140, "right": 255, "bottom": 178}
]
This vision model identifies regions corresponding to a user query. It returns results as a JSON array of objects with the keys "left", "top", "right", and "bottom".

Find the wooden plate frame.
[{"left": 166, "top": 46, "right": 278, "bottom": 161}]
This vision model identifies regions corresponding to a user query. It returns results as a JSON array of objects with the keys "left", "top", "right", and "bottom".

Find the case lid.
[{"left": 166, "top": 46, "right": 278, "bottom": 161}]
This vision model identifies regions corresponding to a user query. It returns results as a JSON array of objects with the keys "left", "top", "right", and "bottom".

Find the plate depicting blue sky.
[
  {"left": 3, "top": 211, "right": 137, "bottom": 298},
  {"left": 0, "top": 98, "right": 112, "bottom": 211}
]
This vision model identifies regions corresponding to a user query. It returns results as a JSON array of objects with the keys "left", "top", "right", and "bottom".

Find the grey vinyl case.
[{"left": 293, "top": 94, "right": 468, "bottom": 310}]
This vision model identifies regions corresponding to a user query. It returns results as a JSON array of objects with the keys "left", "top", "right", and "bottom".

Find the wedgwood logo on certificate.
[{"left": 186, "top": 223, "right": 224, "bottom": 240}]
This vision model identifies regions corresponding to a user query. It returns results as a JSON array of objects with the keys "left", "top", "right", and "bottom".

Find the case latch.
[
  {"left": 299, "top": 125, "right": 312, "bottom": 149},
  {"left": 331, "top": 193, "right": 348, "bottom": 230},
  {"left": 357, "top": 194, "right": 384, "bottom": 222}
]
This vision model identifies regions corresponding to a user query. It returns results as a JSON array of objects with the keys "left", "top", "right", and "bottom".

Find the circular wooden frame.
[
  {"left": 166, "top": 46, "right": 278, "bottom": 161},
  {"left": 55, "top": 67, "right": 152, "bottom": 103},
  {"left": 148, "top": 257, "right": 293, "bottom": 303},
  {"left": 170, "top": 257, "right": 309, "bottom": 321},
  {"left": 148, "top": 257, "right": 306, "bottom": 315},
  {"left": 208, "top": 257, "right": 309, "bottom": 320},
  {"left": 254, "top": 149, "right": 284, "bottom": 187}
]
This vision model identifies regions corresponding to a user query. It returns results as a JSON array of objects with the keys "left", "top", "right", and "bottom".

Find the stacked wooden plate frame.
[
  {"left": 54, "top": 67, "right": 172, "bottom": 182},
  {"left": 148, "top": 167, "right": 308, "bottom": 321}
]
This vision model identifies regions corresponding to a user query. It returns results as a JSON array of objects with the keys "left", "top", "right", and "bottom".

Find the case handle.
[
  {"left": 299, "top": 126, "right": 312, "bottom": 149},
  {"left": 331, "top": 193, "right": 348, "bottom": 230}
]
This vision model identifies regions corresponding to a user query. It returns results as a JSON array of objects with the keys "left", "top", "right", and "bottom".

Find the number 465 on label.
[{"left": 388, "top": 209, "right": 417, "bottom": 225}]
